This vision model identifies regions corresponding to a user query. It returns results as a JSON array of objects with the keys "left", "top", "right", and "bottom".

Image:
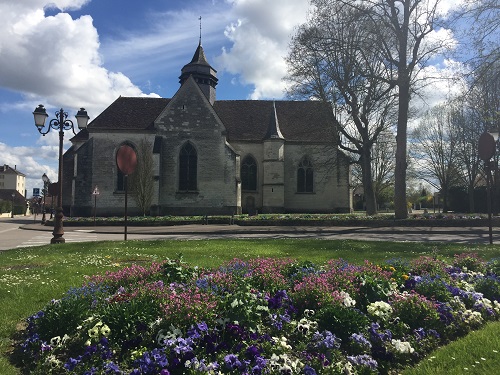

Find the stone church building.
[{"left": 64, "top": 43, "right": 352, "bottom": 216}]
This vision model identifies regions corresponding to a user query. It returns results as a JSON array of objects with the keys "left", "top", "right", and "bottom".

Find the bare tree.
[
  {"left": 372, "top": 131, "right": 396, "bottom": 208},
  {"left": 130, "top": 138, "right": 154, "bottom": 216},
  {"left": 452, "top": 98, "right": 484, "bottom": 212},
  {"left": 410, "top": 104, "right": 462, "bottom": 212},
  {"left": 336, "top": 0, "right": 452, "bottom": 218},
  {"left": 286, "top": 2, "right": 397, "bottom": 215}
]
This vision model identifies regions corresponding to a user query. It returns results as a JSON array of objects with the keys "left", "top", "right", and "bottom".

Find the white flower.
[
  {"left": 391, "top": 339, "right": 415, "bottom": 354},
  {"left": 50, "top": 336, "right": 61, "bottom": 346},
  {"left": 100, "top": 324, "right": 111, "bottom": 337},
  {"left": 367, "top": 301, "right": 393, "bottom": 320},
  {"left": 340, "top": 291, "right": 356, "bottom": 307}
]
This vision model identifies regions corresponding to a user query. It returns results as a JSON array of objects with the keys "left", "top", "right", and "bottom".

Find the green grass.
[
  {"left": 403, "top": 321, "right": 500, "bottom": 375},
  {"left": 1, "top": 238, "right": 500, "bottom": 374}
]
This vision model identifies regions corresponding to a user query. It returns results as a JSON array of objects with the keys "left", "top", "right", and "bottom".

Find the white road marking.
[{"left": 17, "top": 232, "right": 99, "bottom": 247}]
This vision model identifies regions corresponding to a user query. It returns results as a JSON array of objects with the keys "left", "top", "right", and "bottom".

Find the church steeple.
[{"left": 179, "top": 18, "right": 218, "bottom": 104}]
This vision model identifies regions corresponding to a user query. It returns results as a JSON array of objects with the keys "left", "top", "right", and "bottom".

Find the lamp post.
[
  {"left": 33, "top": 105, "right": 89, "bottom": 244},
  {"left": 11, "top": 193, "right": 15, "bottom": 218},
  {"left": 41, "top": 173, "right": 50, "bottom": 224},
  {"left": 478, "top": 131, "right": 499, "bottom": 245}
]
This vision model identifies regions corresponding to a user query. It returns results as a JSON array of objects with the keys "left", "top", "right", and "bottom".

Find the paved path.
[{"left": 1, "top": 215, "right": 500, "bottom": 251}]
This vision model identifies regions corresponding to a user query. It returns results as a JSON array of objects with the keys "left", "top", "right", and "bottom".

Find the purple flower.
[
  {"left": 303, "top": 365, "right": 317, "bottom": 375},
  {"left": 104, "top": 361, "right": 122, "bottom": 374},
  {"left": 64, "top": 357, "right": 81, "bottom": 371},
  {"left": 347, "top": 354, "right": 378, "bottom": 370},
  {"left": 350, "top": 333, "right": 372, "bottom": 348},
  {"left": 224, "top": 354, "right": 243, "bottom": 370},
  {"left": 246, "top": 345, "right": 260, "bottom": 358}
]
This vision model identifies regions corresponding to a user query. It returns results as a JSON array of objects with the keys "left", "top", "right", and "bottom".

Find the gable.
[{"left": 155, "top": 76, "right": 226, "bottom": 134}]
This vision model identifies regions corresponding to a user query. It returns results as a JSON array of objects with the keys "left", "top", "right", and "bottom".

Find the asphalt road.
[{"left": 1, "top": 215, "right": 500, "bottom": 251}]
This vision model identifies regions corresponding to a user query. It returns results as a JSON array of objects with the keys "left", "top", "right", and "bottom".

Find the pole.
[
  {"left": 124, "top": 175, "right": 128, "bottom": 241},
  {"left": 42, "top": 184, "right": 47, "bottom": 224},
  {"left": 487, "top": 161, "right": 493, "bottom": 245},
  {"left": 94, "top": 194, "right": 97, "bottom": 226},
  {"left": 52, "top": 109, "right": 65, "bottom": 244}
]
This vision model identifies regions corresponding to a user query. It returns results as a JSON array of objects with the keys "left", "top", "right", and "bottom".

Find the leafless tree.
[
  {"left": 410, "top": 104, "right": 462, "bottom": 212},
  {"left": 286, "top": 2, "right": 397, "bottom": 215},
  {"left": 130, "top": 138, "right": 154, "bottom": 216},
  {"left": 335, "top": 0, "right": 452, "bottom": 218}
]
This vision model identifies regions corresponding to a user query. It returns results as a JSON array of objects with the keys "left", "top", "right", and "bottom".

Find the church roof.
[
  {"left": 88, "top": 97, "right": 171, "bottom": 131},
  {"left": 189, "top": 42, "right": 210, "bottom": 66},
  {"left": 214, "top": 100, "right": 337, "bottom": 143},
  {"left": 86, "top": 97, "right": 336, "bottom": 143}
]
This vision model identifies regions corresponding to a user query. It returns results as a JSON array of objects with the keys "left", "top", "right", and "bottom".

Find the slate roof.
[
  {"left": 86, "top": 96, "right": 337, "bottom": 144},
  {"left": 0, "top": 164, "right": 25, "bottom": 176},
  {"left": 214, "top": 100, "right": 337, "bottom": 143},
  {"left": 88, "top": 97, "right": 170, "bottom": 131}
]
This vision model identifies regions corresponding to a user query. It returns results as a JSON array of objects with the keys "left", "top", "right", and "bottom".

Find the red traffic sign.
[
  {"left": 116, "top": 145, "right": 137, "bottom": 175},
  {"left": 478, "top": 132, "right": 496, "bottom": 161}
]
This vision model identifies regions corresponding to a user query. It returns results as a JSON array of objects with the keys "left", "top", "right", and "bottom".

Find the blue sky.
[{"left": 0, "top": 0, "right": 467, "bottom": 196}]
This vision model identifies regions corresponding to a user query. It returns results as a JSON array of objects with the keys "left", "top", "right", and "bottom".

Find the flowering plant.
[{"left": 15, "top": 254, "right": 500, "bottom": 374}]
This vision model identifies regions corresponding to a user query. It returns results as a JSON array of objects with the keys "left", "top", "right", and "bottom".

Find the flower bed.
[
  {"left": 15, "top": 254, "right": 500, "bottom": 374},
  {"left": 59, "top": 213, "right": 499, "bottom": 228}
]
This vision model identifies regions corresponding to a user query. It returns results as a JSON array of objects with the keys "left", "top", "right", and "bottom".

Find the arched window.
[
  {"left": 297, "top": 157, "right": 314, "bottom": 193},
  {"left": 241, "top": 155, "right": 257, "bottom": 191},
  {"left": 179, "top": 142, "right": 197, "bottom": 191}
]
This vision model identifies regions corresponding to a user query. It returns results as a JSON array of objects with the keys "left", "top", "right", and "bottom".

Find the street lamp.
[
  {"left": 478, "top": 130, "right": 499, "bottom": 245},
  {"left": 11, "top": 193, "right": 15, "bottom": 218},
  {"left": 41, "top": 173, "right": 50, "bottom": 224},
  {"left": 33, "top": 105, "right": 90, "bottom": 243}
]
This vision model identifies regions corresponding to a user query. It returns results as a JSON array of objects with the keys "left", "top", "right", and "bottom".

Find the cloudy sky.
[{"left": 0, "top": 0, "right": 466, "bottom": 196}]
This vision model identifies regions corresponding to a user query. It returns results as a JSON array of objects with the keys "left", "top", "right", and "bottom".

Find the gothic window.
[
  {"left": 297, "top": 157, "right": 314, "bottom": 193},
  {"left": 241, "top": 155, "right": 257, "bottom": 191},
  {"left": 179, "top": 142, "right": 197, "bottom": 191}
]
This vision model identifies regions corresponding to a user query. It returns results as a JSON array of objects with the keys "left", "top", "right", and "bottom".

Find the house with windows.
[
  {"left": 0, "top": 164, "right": 26, "bottom": 196},
  {"left": 64, "top": 43, "right": 352, "bottom": 216}
]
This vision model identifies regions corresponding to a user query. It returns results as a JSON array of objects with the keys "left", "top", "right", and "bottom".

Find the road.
[{"left": 1, "top": 215, "right": 499, "bottom": 251}]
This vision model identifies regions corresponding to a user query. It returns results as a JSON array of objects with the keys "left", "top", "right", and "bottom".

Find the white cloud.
[
  {"left": 217, "top": 0, "right": 309, "bottom": 99},
  {"left": 0, "top": 1, "right": 156, "bottom": 117}
]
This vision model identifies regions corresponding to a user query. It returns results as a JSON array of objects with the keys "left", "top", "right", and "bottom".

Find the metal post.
[
  {"left": 41, "top": 183, "right": 47, "bottom": 224},
  {"left": 124, "top": 175, "right": 128, "bottom": 241},
  {"left": 487, "top": 161, "right": 493, "bottom": 245},
  {"left": 52, "top": 109, "right": 66, "bottom": 244}
]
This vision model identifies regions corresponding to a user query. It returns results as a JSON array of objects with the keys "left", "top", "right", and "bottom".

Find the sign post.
[
  {"left": 478, "top": 131, "right": 497, "bottom": 245},
  {"left": 92, "top": 186, "right": 100, "bottom": 226},
  {"left": 116, "top": 145, "right": 137, "bottom": 240}
]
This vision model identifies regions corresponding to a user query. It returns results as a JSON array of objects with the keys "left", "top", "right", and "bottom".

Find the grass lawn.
[{"left": 1, "top": 238, "right": 500, "bottom": 374}]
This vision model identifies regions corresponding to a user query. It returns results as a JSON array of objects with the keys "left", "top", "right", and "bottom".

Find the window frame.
[
  {"left": 241, "top": 155, "right": 258, "bottom": 192},
  {"left": 297, "top": 156, "right": 314, "bottom": 193},
  {"left": 178, "top": 142, "right": 198, "bottom": 192}
]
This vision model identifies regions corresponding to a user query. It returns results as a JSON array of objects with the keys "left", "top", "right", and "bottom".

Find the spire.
[
  {"left": 179, "top": 19, "right": 219, "bottom": 104},
  {"left": 265, "top": 101, "right": 284, "bottom": 139},
  {"left": 199, "top": 16, "right": 202, "bottom": 45}
]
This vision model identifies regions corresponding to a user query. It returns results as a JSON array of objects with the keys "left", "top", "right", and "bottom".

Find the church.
[{"left": 63, "top": 42, "right": 352, "bottom": 217}]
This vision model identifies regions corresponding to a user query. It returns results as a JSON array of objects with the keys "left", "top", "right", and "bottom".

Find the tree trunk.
[
  {"left": 361, "top": 150, "right": 377, "bottom": 216},
  {"left": 468, "top": 182, "right": 475, "bottom": 213},
  {"left": 394, "top": 76, "right": 410, "bottom": 219}
]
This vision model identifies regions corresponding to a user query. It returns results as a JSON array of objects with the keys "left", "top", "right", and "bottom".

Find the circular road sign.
[
  {"left": 116, "top": 145, "right": 137, "bottom": 175},
  {"left": 478, "top": 132, "right": 496, "bottom": 161}
]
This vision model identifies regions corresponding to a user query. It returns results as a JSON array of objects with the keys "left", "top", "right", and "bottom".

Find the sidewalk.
[{"left": 19, "top": 221, "right": 500, "bottom": 237}]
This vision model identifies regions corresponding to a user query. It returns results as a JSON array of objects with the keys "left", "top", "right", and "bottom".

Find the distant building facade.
[
  {"left": 0, "top": 164, "right": 25, "bottom": 196},
  {"left": 64, "top": 43, "right": 352, "bottom": 216}
]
